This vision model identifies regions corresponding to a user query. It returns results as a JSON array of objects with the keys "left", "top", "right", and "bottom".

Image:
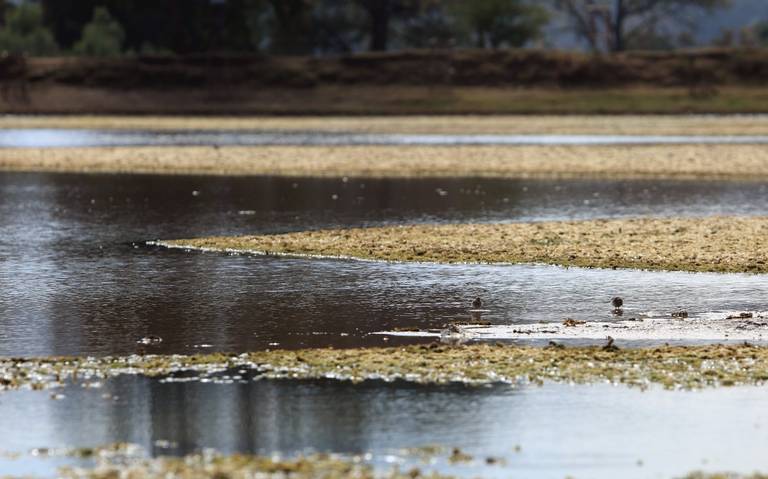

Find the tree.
[
  {"left": 74, "top": 7, "right": 125, "bottom": 56},
  {"left": 450, "top": 0, "right": 548, "bottom": 49},
  {"left": 354, "top": 0, "right": 421, "bottom": 51},
  {"left": 555, "top": 0, "right": 730, "bottom": 52},
  {"left": 753, "top": 21, "right": 768, "bottom": 46},
  {"left": 265, "top": 0, "right": 315, "bottom": 54},
  {"left": 309, "top": 1, "right": 365, "bottom": 53},
  {"left": 0, "top": 2, "right": 58, "bottom": 55}
]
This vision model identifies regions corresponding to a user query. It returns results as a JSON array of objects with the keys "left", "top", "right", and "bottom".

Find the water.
[
  {"left": 2, "top": 147, "right": 768, "bottom": 478},
  {"left": 3, "top": 128, "right": 768, "bottom": 147},
  {"left": 2, "top": 377, "right": 767, "bottom": 478},
  {"left": 2, "top": 172, "right": 768, "bottom": 356}
]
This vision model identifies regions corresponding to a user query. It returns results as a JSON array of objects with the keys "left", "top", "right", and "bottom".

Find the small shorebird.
[
  {"left": 611, "top": 296, "right": 623, "bottom": 316},
  {"left": 472, "top": 297, "right": 482, "bottom": 309}
]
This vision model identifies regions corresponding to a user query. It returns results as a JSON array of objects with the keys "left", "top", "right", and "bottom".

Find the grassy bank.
[
  {"left": 3, "top": 144, "right": 768, "bottom": 179},
  {"left": 161, "top": 217, "right": 768, "bottom": 273}
]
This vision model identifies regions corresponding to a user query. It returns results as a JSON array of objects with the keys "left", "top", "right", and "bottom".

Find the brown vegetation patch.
[{"left": 162, "top": 217, "right": 768, "bottom": 273}]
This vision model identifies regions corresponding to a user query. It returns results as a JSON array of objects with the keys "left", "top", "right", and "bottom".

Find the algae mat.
[
  {"left": 4, "top": 344, "right": 768, "bottom": 391},
  {"left": 159, "top": 217, "right": 768, "bottom": 273},
  {"left": 3, "top": 144, "right": 768, "bottom": 179}
]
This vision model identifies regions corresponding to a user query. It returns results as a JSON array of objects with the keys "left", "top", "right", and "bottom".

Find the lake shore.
[
  {"left": 3, "top": 144, "right": 768, "bottom": 179},
  {"left": 159, "top": 217, "right": 768, "bottom": 273}
]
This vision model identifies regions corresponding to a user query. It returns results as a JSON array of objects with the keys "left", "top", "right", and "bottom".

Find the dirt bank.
[
  {"left": 158, "top": 217, "right": 768, "bottom": 273},
  {"left": 2, "top": 49, "right": 768, "bottom": 114}
]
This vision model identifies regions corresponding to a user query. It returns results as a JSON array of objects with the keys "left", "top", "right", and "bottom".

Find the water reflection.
[
  {"left": 2, "top": 377, "right": 768, "bottom": 479},
  {"left": 3, "top": 129, "right": 768, "bottom": 147},
  {"left": 2, "top": 172, "right": 768, "bottom": 356}
]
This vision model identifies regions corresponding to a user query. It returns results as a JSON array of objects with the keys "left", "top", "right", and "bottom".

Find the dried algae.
[{"left": 3, "top": 343, "right": 768, "bottom": 392}]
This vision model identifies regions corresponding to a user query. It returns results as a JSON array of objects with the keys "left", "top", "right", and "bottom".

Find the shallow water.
[
  {"left": 3, "top": 128, "right": 768, "bottom": 147},
  {"left": 2, "top": 377, "right": 767, "bottom": 478},
  {"left": 2, "top": 172, "right": 768, "bottom": 356}
]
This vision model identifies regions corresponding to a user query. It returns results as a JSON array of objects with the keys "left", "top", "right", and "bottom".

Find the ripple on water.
[{"left": 1, "top": 172, "right": 768, "bottom": 356}]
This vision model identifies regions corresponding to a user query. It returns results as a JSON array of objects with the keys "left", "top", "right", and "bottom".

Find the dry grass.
[
  {"left": 162, "top": 217, "right": 768, "bottom": 273},
  {"left": 3, "top": 144, "right": 768, "bottom": 179}
]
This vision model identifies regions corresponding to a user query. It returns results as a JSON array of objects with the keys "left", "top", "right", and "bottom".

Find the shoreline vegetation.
[
  {"left": 2, "top": 344, "right": 768, "bottom": 391},
  {"left": 3, "top": 144, "right": 768, "bottom": 179},
  {"left": 159, "top": 217, "right": 768, "bottom": 274},
  {"left": 5, "top": 51, "right": 768, "bottom": 115}
]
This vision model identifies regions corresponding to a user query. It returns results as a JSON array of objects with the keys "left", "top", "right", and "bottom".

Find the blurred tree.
[
  {"left": 354, "top": 0, "right": 421, "bottom": 51},
  {"left": 400, "top": 4, "right": 455, "bottom": 49},
  {"left": 41, "top": 0, "right": 257, "bottom": 54},
  {"left": 756, "top": 21, "right": 768, "bottom": 46},
  {"left": 265, "top": 0, "right": 315, "bottom": 54},
  {"left": 0, "top": 2, "right": 58, "bottom": 55},
  {"left": 74, "top": 7, "right": 125, "bottom": 56},
  {"left": 449, "top": 0, "right": 548, "bottom": 49},
  {"left": 555, "top": 0, "right": 730, "bottom": 52},
  {"left": 312, "top": 0, "right": 366, "bottom": 53}
]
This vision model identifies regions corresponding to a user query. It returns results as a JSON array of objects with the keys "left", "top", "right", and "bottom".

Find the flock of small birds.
[{"left": 441, "top": 295, "right": 628, "bottom": 349}]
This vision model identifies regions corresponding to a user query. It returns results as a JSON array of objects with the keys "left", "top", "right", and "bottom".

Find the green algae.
[{"left": 3, "top": 343, "right": 768, "bottom": 392}]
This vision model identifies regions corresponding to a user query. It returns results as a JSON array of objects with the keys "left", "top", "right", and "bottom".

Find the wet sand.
[
  {"left": 3, "top": 344, "right": 768, "bottom": 391},
  {"left": 379, "top": 312, "right": 768, "bottom": 342},
  {"left": 2, "top": 114, "right": 768, "bottom": 135},
  {"left": 159, "top": 217, "right": 768, "bottom": 273},
  {"left": 3, "top": 144, "right": 768, "bottom": 179}
]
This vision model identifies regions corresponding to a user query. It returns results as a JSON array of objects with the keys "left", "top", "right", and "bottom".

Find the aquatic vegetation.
[
  {"left": 160, "top": 216, "right": 768, "bottom": 273},
  {"left": 3, "top": 343, "right": 768, "bottom": 392},
  {"left": 55, "top": 446, "right": 461, "bottom": 479}
]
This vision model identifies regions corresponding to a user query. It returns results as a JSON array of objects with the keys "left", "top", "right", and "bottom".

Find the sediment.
[
  {"left": 3, "top": 144, "right": 768, "bottom": 179},
  {"left": 160, "top": 217, "right": 768, "bottom": 273}
]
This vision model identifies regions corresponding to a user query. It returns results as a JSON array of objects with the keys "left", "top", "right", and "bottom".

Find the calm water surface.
[
  {"left": 1, "top": 166, "right": 768, "bottom": 478},
  {"left": 2, "top": 378, "right": 767, "bottom": 479},
  {"left": 3, "top": 129, "right": 768, "bottom": 147},
  {"left": 2, "top": 172, "right": 768, "bottom": 356}
]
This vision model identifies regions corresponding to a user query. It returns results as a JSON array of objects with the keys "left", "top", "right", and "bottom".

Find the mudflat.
[
  {"left": 159, "top": 216, "right": 768, "bottom": 273},
  {"left": 2, "top": 144, "right": 768, "bottom": 179}
]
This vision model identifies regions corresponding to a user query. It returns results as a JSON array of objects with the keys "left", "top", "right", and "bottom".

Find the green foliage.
[
  {"left": 0, "top": 2, "right": 58, "bottom": 55},
  {"left": 74, "top": 7, "right": 125, "bottom": 57},
  {"left": 449, "top": 0, "right": 548, "bottom": 49}
]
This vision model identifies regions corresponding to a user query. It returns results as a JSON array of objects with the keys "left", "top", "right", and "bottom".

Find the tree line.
[{"left": 0, "top": 0, "right": 762, "bottom": 57}]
